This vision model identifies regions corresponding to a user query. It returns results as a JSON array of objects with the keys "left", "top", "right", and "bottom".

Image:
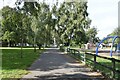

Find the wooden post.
[
  {"left": 70, "top": 49, "right": 71, "bottom": 54},
  {"left": 78, "top": 51, "right": 80, "bottom": 59},
  {"left": 74, "top": 50, "right": 75, "bottom": 55},
  {"left": 111, "top": 58, "right": 115, "bottom": 79},
  {"left": 84, "top": 53, "right": 86, "bottom": 64},
  {"left": 94, "top": 54, "right": 96, "bottom": 70}
]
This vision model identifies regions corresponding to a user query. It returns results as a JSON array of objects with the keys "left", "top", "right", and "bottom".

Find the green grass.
[
  {"left": 1, "top": 48, "right": 44, "bottom": 78},
  {"left": 68, "top": 49, "right": 120, "bottom": 79},
  {"left": 85, "top": 53, "right": 120, "bottom": 79},
  {"left": 0, "top": 47, "right": 39, "bottom": 49}
]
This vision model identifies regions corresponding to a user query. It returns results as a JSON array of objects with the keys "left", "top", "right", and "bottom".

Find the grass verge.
[
  {"left": 1, "top": 48, "right": 44, "bottom": 78},
  {"left": 85, "top": 53, "right": 120, "bottom": 79},
  {"left": 67, "top": 48, "right": 120, "bottom": 79}
]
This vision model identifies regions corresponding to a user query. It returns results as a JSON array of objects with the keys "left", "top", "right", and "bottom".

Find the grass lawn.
[
  {"left": 85, "top": 53, "right": 120, "bottom": 79},
  {"left": 1, "top": 48, "right": 44, "bottom": 78},
  {"left": 67, "top": 48, "right": 120, "bottom": 79}
]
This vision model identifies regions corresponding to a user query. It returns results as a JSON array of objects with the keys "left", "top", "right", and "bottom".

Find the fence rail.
[{"left": 67, "top": 48, "right": 120, "bottom": 79}]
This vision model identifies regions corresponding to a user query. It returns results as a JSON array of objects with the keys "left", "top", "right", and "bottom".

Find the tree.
[
  {"left": 1, "top": 6, "right": 22, "bottom": 46},
  {"left": 2, "top": 31, "right": 15, "bottom": 46},
  {"left": 109, "top": 27, "right": 120, "bottom": 43},
  {"left": 30, "top": 16, "right": 39, "bottom": 52},
  {"left": 1, "top": 5, "right": 31, "bottom": 57},
  {"left": 86, "top": 27, "right": 98, "bottom": 43},
  {"left": 37, "top": 2, "right": 52, "bottom": 47},
  {"left": 52, "top": 1, "right": 91, "bottom": 47},
  {"left": 15, "top": 1, "right": 41, "bottom": 51},
  {"left": 1, "top": 0, "right": 97, "bottom": 50},
  {"left": 21, "top": 1, "right": 53, "bottom": 49},
  {"left": 112, "top": 27, "right": 120, "bottom": 36}
]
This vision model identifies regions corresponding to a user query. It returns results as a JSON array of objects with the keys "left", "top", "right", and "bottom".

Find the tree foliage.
[
  {"left": 109, "top": 27, "right": 120, "bottom": 43},
  {"left": 1, "top": 0, "right": 99, "bottom": 48},
  {"left": 86, "top": 27, "right": 99, "bottom": 43},
  {"left": 52, "top": 1, "right": 91, "bottom": 46}
]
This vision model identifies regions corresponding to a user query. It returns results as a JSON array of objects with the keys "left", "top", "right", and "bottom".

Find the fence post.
[
  {"left": 94, "top": 54, "right": 96, "bottom": 70},
  {"left": 69, "top": 49, "right": 71, "bottom": 54},
  {"left": 66, "top": 48, "right": 68, "bottom": 52},
  {"left": 111, "top": 58, "right": 115, "bottom": 79},
  {"left": 84, "top": 53, "right": 86, "bottom": 64},
  {"left": 74, "top": 50, "right": 75, "bottom": 55}
]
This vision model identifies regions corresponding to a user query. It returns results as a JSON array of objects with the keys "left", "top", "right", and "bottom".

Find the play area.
[
  {"left": 95, "top": 35, "right": 120, "bottom": 58},
  {"left": 67, "top": 36, "right": 120, "bottom": 79}
]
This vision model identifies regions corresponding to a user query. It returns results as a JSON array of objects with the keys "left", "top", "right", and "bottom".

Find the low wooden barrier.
[{"left": 67, "top": 48, "right": 120, "bottom": 79}]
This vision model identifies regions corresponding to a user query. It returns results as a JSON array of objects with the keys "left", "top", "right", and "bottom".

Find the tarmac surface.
[{"left": 21, "top": 48, "right": 104, "bottom": 80}]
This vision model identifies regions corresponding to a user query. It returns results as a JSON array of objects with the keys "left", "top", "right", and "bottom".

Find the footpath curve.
[{"left": 22, "top": 48, "right": 104, "bottom": 80}]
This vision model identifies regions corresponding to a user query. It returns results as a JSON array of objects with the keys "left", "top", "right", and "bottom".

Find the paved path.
[{"left": 22, "top": 48, "right": 104, "bottom": 80}]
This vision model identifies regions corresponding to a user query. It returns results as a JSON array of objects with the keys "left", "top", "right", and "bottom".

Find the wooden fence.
[{"left": 67, "top": 48, "right": 120, "bottom": 79}]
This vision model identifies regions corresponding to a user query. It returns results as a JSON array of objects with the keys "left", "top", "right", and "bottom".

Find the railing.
[
  {"left": 68, "top": 49, "right": 85, "bottom": 63},
  {"left": 67, "top": 48, "right": 120, "bottom": 79}
]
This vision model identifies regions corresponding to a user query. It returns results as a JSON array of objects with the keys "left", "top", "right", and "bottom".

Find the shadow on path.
[{"left": 21, "top": 48, "right": 105, "bottom": 80}]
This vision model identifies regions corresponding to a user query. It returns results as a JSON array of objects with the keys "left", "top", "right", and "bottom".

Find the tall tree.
[
  {"left": 109, "top": 27, "right": 120, "bottom": 43},
  {"left": 1, "top": 6, "right": 24, "bottom": 46},
  {"left": 52, "top": 1, "right": 91, "bottom": 47},
  {"left": 86, "top": 27, "right": 98, "bottom": 44}
]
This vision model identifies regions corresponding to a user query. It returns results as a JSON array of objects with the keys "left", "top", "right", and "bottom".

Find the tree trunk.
[
  {"left": 15, "top": 43, "right": 17, "bottom": 47},
  {"left": 21, "top": 39, "right": 23, "bottom": 58},
  {"left": 38, "top": 44, "right": 42, "bottom": 50},
  {"left": 8, "top": 41, "right": 10, "bottom": 47},
  {"left": 34, "top": 45, "right": 36, "bottom": 52},
  {"left": 10, "top": 41, "right": 12, "bottom": 47},
  {"left": 34, "top": 37, "right": 36, "bottom": 52},
  {"left": 39, "top": 46, "right": 40, "bottom": 50}
]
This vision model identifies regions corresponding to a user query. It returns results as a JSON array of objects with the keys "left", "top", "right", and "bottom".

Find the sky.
[
  {"left": 0, "top": 0, "right": 119, "bottom": 39},
  {"left": 87, "top": 0, "right": 119, "bottom": 39}
]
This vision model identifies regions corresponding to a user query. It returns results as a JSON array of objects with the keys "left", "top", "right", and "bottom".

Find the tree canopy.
[
  {"left": 0, "top": 0, "right": 99, "bottom": 48},
  {"left": 108, "top": 27, "right": 120, "bottom": 43}
]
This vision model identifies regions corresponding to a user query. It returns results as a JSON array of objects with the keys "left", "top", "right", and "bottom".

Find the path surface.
[{"left": 22, "top": 48, "right": 104, "bottom": 80}]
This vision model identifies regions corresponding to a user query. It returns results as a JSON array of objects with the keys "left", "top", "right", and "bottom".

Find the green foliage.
[
  {"left": 1, "top": 0, "right": 99, "bottom": 48},
  {"left": 113, "top": 27, "right": 120, "bottom": 36},
  {"left": 109, "top": 27, "right": 120, "bottom": 43},
  {"left": 86, "top": 27, "right": 99, "bottom": 43},
  {"left": 52, "top": 1, "right": 91, "bottom": 46},
  {"left": 2, "top": 31, "right": 15, "bottom": 43}
]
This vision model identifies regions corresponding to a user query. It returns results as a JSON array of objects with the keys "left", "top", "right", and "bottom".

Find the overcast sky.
[
  {"left": 87, "top": 0, "right": 119, "bottom": 39},
  {"left": 0, "top": 0, "right": 119, "bottom": 39}
]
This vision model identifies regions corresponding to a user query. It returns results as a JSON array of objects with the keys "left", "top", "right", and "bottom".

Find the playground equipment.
[
  {"left": 96, "top": 35, "right": 120, "bottom": 57},
  {"left": 116, "top": 43, "right": 120, "bottom": 53}
]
